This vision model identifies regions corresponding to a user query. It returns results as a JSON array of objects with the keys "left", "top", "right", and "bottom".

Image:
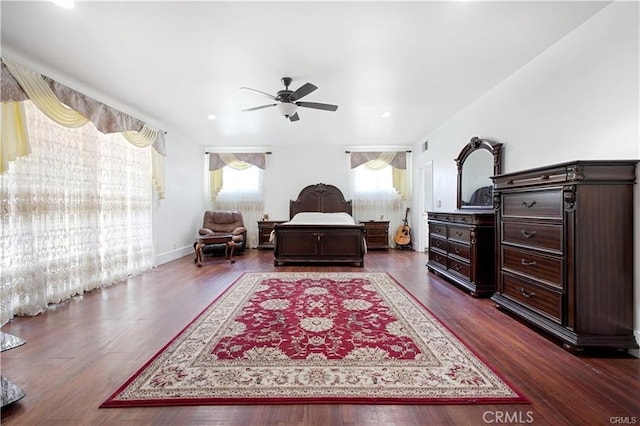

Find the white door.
[{"left": 419, "top": 162, "right": 433, "bottom": 253}]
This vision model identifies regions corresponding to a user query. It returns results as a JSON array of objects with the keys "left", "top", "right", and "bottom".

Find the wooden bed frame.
[{"left": 272, "top": 183, "right": 366, "bottom": 267}]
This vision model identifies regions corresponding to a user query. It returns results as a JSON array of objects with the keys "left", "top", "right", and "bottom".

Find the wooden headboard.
[{"left": 289, "top": 183, "right": 353, "bottom": 219}]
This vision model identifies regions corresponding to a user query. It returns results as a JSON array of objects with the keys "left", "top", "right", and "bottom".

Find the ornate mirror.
[{"left": 456, "top": 136, "right": 503, "bottom": 209}]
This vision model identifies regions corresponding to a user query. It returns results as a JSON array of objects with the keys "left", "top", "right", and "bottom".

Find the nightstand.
[
  {"left": 257, "top": 220, "right": 286, "bottom": 249},
  {"left": 360, "top": 220, "right": 390, "bottom": 250}
]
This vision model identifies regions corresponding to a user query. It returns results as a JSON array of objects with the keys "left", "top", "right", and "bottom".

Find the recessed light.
[
  {"left": 51, "top": 0, "right": 75, "bottom": 9},
  {"left": 382, "top": 112, "right": 392, "bottom": 118},
  {"left": 207, "top": 114, "right": 217, "bottom": 120}
]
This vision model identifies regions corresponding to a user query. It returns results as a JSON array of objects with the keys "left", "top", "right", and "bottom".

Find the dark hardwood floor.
[{"left": 1, "top": 249, "right": 638, "bottom": 425}]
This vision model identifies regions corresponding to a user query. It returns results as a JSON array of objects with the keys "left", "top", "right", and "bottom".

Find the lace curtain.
[
  {"left": 349, "top": 151, "right": 409, "bottom": 246},
  {"left": 0, "top": 101, "right": 154, "bottom": 325},
  {"left": 1, "top": 57, "right": 166, "bottom": 199},
  {"left": 211, "top": 167, "right": 264, "bottom": 249},
  {"left": 350, "top": 167, "right": 404, "bottom": 245},
  {"left": 350, "top": 151, "right": 408, "bottom": 199}
]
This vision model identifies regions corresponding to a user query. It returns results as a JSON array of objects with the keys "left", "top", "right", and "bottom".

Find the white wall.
[
  {"left": 263, "top": 146, "right": 409, "bottom": 239},
  {"left": 263, "top": 146, "right": 351, "bottom": 221},
  {"left": 155, "top": 143, "right": 414, "bottom": 263},
  {"left": 153, "top": 133, "right": 208, "bottom": 265},
  {"left": 413, "top": 2, "right": 639, "bottom": 352},
  {"left": 154, "top": 145, "right": 357, "bottom": 263}
]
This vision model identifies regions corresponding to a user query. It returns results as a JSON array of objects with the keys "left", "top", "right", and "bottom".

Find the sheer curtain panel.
[
  {"left": 209, "top": 152, "right": 266, "bottom": 248},
  {"left": 349, "top": 151, "right": 409, "bottom": 246},
  {"left": 0, "top": 101, "right": 154, "bottom": 325},
  {"left": 1, "top": 58, "right": 166, "bottom": 199}
]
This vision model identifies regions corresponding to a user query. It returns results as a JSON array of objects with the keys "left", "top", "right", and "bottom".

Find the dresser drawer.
[
  {"left": 502, "top": 246, "right": 563, "bottom": 288},
  {"left": 429, "top": 222, "right": 447, "bottom": 238},
  {"left": 448, "top": 240, "right": 471, "bottom": 261},
  {"left": 429, "top": 236, "right": 447, "bottom": 252},
  {"left": 502, "top": 272, "right": 562, "bottom": 323},
  {"left": 493, "top": 166, "right": 567, "bottom": 190},
  {"left": 448, "top": 225, "right": 471, "bottom": 243},
  {"left": 502, "top": 221, "right": 563, "bottom": 253},
  {"left": 366, "top": 227, "right": 387, "bottom": 237},
  {"left": 448, "top": 257, "right": 471, "bottom": 280},
  {"left": 455, "top": 215, "right": 474, "bottom": 225},
  {"left": 429, "top": 249, "right": 447, "bottom": 269},
  {"left": 430, "top": 213, "right": 455, "bottom": 222},
  {"left": 366, "top": 235, "right": 388, "bottom": 246},
  {"left": 502, "top": 189, "right": 563, "bottom": 219}
]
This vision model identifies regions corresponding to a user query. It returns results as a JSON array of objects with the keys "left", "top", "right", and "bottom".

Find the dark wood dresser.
[
  {"left": 257, "top": 220, "right": 286, "bottom": 249},
  {"left": 426, "top": 211, "right": 495, "bottom": 297},
  {"left": 360, "top": 221, "right": 390, "bottom": 250},
  {"left": 492, "top": 160, "right": 638, "bottom": 350}
]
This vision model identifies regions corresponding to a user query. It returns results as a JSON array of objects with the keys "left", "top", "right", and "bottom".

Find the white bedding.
[
  {"left": 285, "top": 212, "right": 356, "bottom": 225},
  {"left": 269, "top": 212, "right": 361, "bottom": 244}
]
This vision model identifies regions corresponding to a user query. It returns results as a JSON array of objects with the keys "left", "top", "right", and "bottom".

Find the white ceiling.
[{"left": 1, "top": 1, "right": 609, "bottom": 149}]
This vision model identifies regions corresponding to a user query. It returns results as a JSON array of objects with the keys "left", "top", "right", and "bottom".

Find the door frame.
[{"left": 418, "top": 162, "right": 433, "bottom": 252}]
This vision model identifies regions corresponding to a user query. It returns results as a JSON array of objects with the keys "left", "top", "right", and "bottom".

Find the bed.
[{"left": 272, "top": 183, "right": 366, "bottom": 267}]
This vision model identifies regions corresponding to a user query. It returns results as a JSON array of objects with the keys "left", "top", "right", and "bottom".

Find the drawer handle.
[
  {"left": 521, "top": 259, "right": 537, "bottom": 266},
  {"left": 454, "top": 264, "right": 462, "bottom": 271},
  {"left": 522, "top": 200, "right": 537, "bottom": 208},
  {"left": 518, "top": 287, "right": 536, "bottom": 298},
  {"left": 454, "top": 248, "right": 461, "bottom": 254},
  {"left": 455, "top": 231, "right": 463, "bottom": 237},
  {"left": 521, "top": 230, "right": 537, "bottom": 239}
]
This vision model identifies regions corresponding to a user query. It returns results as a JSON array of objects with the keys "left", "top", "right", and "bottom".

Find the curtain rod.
[
  {"left": 205, "top": 151, "right": 272, "bottom": 155},
  {"left": 345, "top": 150, "right": 411, "bottom": 154}
]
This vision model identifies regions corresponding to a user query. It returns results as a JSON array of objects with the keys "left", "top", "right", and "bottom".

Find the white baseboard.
[{"left": 156, "top": 245, "right": 193, "bottom": 266}]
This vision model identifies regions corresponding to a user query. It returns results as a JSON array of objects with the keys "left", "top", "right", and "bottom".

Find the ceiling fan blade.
[
  {"left": 289, "top": 83, "right": 317, "bottom": 101},
  {"left": 239, "top": 87, "right": 277, "bottom": 100},
  {"left": 288, "top": 112, "right": 300, "bottom": 122},
  {"left": 296, "top": 101, "right": 338, "bottom": 112},
  {"left": 242, "top": 104, "right": 277, "bottom": 112}
]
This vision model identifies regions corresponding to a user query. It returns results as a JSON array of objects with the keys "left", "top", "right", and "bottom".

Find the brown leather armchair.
[{"left": 199, "top": 211, "right": 247, "bottom": 253}]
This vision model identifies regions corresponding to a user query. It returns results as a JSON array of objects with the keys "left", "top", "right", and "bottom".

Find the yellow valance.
[{"left": 0, "top": 102, "right": 30, "bottom": 174}]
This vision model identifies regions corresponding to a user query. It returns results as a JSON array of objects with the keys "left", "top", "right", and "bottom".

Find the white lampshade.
[{"left": 277, "top": 103, "right": 298, "bottom": 117}]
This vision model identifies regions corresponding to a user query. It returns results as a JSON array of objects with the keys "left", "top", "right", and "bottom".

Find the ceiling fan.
[{"left": 240, "top": 77, "right": 338, "bottom": 122}]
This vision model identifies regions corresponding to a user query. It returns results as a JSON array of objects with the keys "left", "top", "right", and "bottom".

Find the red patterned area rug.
[{"left": 101, "top": 272, "right": 528, "bottom": 407}]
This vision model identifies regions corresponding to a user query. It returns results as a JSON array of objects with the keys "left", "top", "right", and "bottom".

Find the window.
[
  {"left": 217, "top": 165, "right": 262, "bottom": 198},
  {"left": 351, "top": 164, "right": 397, "bottom": 195},
  {"left": 1, "top": 101, "right": 154, "bottom": 324},
  {"left": 210, "top": 160, "right": 264, "bottom": 249},
  {"left": 349, "top": 152, "right": 408, "bottom": 241}
]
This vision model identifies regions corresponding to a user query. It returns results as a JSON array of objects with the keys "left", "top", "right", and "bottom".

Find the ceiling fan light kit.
[
  {"left": 241, "top": 77, "right": 338, "bottom": 122},
  {"left": 277, "top": 102, "right": 298, "bottom": 118}
]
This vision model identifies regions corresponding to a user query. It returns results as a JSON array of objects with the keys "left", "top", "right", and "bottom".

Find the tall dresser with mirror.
[
  {"left": 491, "top": 160, "right": 638, "bottom": 350},
  {"left": 426, "top": 137, "right": 503, "bottom": 297}
]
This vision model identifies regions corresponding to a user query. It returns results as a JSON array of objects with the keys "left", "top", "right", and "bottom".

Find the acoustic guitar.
[{"left": 394, "top": 207, "right": 411, "bottom": 247}]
